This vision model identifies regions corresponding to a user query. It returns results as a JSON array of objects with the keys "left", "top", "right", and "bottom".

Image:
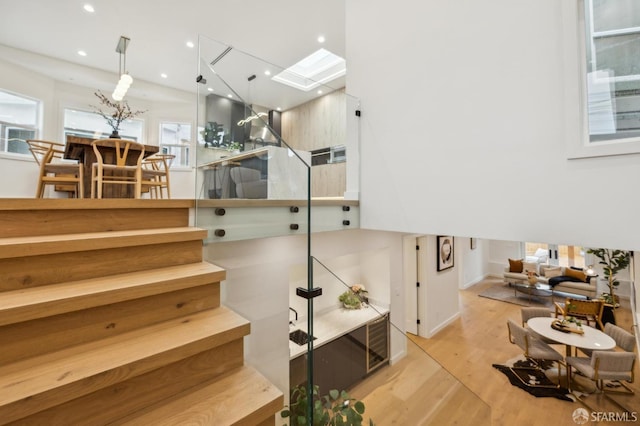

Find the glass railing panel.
[
  {"left": 194, "top": 34, "right": 360, "bottom": 241},
  {"left": 285, "top": 257, "right": 490, "bottom": 424}
]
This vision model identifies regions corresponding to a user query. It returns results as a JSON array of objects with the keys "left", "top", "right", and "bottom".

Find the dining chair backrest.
[
  {"left": 591, "top": 351, "right": 636, "bottom": 380},
  {"left": 92, "top": 138, "right": 144, "bottom": 167},
  {"left": 604, "top": 323, "right": 636, "bottom": 352},
  {"left": 521, "top": 307, "right": 551, "bottom": 327},
  {"left": 507, "top": 319, "right": 529, "bottom": 352},
  {"left": 556, "top": 298, "right": 605, "bottom": 330}
]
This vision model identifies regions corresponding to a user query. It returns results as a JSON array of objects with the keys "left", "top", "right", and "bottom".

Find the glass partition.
[{"left": 284, "top": 257, "right": 490, "bottom": 424}]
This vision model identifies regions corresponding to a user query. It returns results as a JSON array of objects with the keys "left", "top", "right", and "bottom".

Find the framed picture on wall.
[
  {"left": 470, "top": 238, "right": 477, "bottom": 250},
  {"left": 437, "top": 236, "right": 454, "bottom": 271}
]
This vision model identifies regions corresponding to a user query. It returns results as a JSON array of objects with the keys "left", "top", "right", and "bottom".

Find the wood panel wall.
[{"left": 282, "top": 88, "right": 347, "bottom": 197}]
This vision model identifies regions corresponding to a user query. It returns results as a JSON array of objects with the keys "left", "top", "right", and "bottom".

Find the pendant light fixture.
[{"left": 112, "top": 36, "right": 133, "bottom": 101}]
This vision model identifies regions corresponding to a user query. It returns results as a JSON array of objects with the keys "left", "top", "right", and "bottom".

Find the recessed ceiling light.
[
  {"left": 161, "top": 73, "right": 168, "bottom": 78},
  {"left": 277, "top": 107, "right": 282, "bottom": 111},
  {"left": 77, "top": 50, "right": 87, "bottom": 57},
  {"left": 207, "top": 87, "right": 214, "bottom": 92},
  {"left": 186, "top": 41, "right": 194, "bottom": 48},
  {"left": 317, "top": 35, "right": 325, "bottom": 43},
  {"left": 83, "top": 4, "right": 95, "bottom": 13},
  {"left": 227, "top": 94, "right": 233, "bottom": 98},
  {"left": 317, "top": 90, "right": 323, "bottom": 95},
  {"left": 264, "top": 70, "right": 271, "bottom": 76}
]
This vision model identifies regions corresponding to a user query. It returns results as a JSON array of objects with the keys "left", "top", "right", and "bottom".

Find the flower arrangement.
[
  {"left": 339, "top": 284, "right": 368, "bottom": 309},
  {"left": 90, "top": 91, "right": 146, "bottom": 137}
]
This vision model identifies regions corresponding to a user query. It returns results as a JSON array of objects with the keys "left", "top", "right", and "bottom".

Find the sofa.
[{"left": 503, "top": 259, "right": 597, "bottom": 299}]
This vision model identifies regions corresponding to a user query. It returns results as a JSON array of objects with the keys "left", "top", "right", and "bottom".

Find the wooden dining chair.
[
  {"left": 27, "top": 139, "right": 83, "bottom": 198},
  {"left": 90, "top": 138, "right": 145, "bottom": 199},
  {"left": 554, "top": 298, "right": 605, "bottom": 331},
  {"left": 141, "top": 153, "right": 174, "bottom": 199}
]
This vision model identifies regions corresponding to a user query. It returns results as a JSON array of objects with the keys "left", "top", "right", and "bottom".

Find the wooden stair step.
[
  {"left": 0, "top": 307, "right": 250, "bottom": 424},
  {"left": 0, "top": 227, "right": 208, "bottom": 259},
  {"left": 116, "top": 365, "right": 284, "bottom": 426},
  {"left": 0, "top": 262, "right": 225, "bottom": 327}
]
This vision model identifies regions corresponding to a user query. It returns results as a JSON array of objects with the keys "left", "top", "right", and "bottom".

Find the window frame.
[
  {"left": 158, "top": 120, "right": 192, "bottom": 169},
  {"left": 0, "top": 89, "right": 41, "bottom": 157},
  {"left": 565, "top": 0, "right": 640, "bottom": 159}
]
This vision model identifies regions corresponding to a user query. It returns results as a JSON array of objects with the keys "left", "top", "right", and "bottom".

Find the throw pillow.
[
  {"left": 564, "top": 267, "right": 587, "bottom": 282},
  {"left": 544, "top": 267, "right": 562, "bottom": 278},
  {"left": 522, "top": 261, "right": 538, "bottom": 274},
  {"left": 508, "top": 258, "right": 523, "bottom": 273}
]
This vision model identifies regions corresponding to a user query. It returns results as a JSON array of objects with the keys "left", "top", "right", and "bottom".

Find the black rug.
[{"left": 492, "top": 358, "right": 574, "bottom": 402}]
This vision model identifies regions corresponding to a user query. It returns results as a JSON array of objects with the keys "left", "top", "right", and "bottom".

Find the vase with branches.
[
  {"left": 586, "top": 248, "right": 630, "bottom": 307},
  {"left": 90, "top": 91, "right": 146, "bottom": 138}
]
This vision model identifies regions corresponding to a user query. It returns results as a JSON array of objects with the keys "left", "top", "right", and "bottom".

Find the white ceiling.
[{"left": 0, "top": 0, "right": 346, "bottom": 109}]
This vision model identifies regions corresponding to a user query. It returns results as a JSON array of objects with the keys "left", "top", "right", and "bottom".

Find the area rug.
[
  {"left": 478, "top": 283, "right": 554, "bottom": 308},
  {"left": 492, "top": 357, "right": 574, "bottom": 402}
]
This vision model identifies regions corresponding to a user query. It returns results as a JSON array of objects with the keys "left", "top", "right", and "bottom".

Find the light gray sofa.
[{"left": 503, "top": 263, "right": 597, "bottom": 299}]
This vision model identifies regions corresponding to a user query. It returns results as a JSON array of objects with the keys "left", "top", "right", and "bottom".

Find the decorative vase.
[{"left": 110, "top": 130, "right": 121, "bottom": 139}]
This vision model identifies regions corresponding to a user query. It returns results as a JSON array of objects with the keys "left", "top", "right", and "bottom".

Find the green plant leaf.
[
  {"left": 281, "top": 409, "right": 290, "bottom": 418},
  {"left": 354, "top": 400, "right": 365, "bottom": 414},
  {"left": 329, "top": 389, "right": 340, "bottom": 400}
]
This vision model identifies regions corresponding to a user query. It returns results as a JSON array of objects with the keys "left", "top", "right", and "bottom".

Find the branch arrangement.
[{"left": 90, "top": 91, "right": 146, "bottom": 132}]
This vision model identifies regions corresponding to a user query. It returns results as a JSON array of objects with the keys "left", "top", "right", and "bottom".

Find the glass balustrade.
[
  {"left": 195, "top": 35, "right": 490, "bottom": 425},
  {"left": 284, "top": 257, "right": 490, "bottom": 424}
]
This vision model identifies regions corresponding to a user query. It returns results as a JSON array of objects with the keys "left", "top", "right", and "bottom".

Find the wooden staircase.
[{"left": 0, "top": 199, "right": 283, "bottom": 425}]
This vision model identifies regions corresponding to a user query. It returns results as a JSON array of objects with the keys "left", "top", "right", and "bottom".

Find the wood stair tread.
[
  {"left": 0, "top": 307, "right": 250, "bottom": 411},
  {"left": 0, "top": 262, "right": 226, "bottom": 327},
  {"left": 0, "top": 227, "right": 208, "bottom": 259},
  {"left": 117, "top": 365, "right": 284, "bottom": 426}
]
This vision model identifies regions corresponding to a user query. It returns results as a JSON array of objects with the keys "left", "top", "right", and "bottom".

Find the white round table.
[{"left": 527, "top": 317, "right": 616, "bottom": 356}]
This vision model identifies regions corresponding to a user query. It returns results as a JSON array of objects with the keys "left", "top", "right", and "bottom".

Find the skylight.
[{"left": 271, "top": 48, "right": 346, "bottom": 92}]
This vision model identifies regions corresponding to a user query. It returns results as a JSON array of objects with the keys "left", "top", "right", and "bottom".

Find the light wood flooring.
[{"left": 350, "top": 278, "right": 639, "bottom": 426}]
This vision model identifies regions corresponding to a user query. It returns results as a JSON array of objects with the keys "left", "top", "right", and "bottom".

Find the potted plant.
[
  {"left": 201, "top": 121, "right": 224, "bottom": 147},
  {"left": 90, "top": 91, "right": 146, "bottom": 139},
  {"left": 586, "top": 248, "right": 630, "bottom": 307},
  {"left": 281, "top": 385, "right": 373, "bottom": 426},
  {"left": 339, "top": 284, "right": 368, "bottom": 310}
]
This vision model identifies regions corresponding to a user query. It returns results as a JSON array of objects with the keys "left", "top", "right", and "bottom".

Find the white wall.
[
  {"left": 460, "top": 237, "right": 489, "bottom": 289},
  {"left": 0, "top": 57, "right": 197, "bottom": 199},
  {"left": 346, "top": 0, "right": 640, "bottom": 253},
  {"left": 417, "top": 235, "right": 460, "bottom": 338}
]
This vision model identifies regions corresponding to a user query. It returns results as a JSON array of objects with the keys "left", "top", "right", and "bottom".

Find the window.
[
  {"left": 63, "top": 108, "right": 143, "bottom": 142},
  {"left": 159, "top": 122, "right": 191, "bottom": 167},
  {"left": 0, "top": 90, "right": 40, "bottom": 155},
  {"left": 584, "top": 0, "right": 640, "bottom": 143}
]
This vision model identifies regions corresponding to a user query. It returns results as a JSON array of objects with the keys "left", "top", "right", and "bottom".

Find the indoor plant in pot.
[
  {"left": 339, "top": 284, "right": 368, "bottom": 309},
  {"left": 281, "top": 385, "right": 373, "bottom": 426},
  {"left": 586, "top": 248, "right": 630, "bottom": 307}
]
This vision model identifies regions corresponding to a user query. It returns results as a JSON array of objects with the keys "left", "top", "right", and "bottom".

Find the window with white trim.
[
  {"left": 63, "top": 108, "right": 143, "bottom": 142},
  {"left": 159, "top": 122, "right": 191, "bottom": 167},
  {"left": 0, "top": 90, "right": 40, "bottom": 155},
  {"left": 585, "top": 0, "right": 640, "bottom": 143}
]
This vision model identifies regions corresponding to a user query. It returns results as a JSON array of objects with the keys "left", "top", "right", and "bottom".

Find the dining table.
[
  {"left": 64, "top": 135, "right": 159, "bottom": 198},
  {"left": 527, "top": 317, "right": 616, "bottom": 357}
]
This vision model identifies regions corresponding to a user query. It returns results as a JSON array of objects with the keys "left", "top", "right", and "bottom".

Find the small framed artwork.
[
  {"left": 470, "top": 238, "right": 477, "bottom": 250},
  {"left": 437, "top": 236, "right": 454, "bottom": 271}
]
